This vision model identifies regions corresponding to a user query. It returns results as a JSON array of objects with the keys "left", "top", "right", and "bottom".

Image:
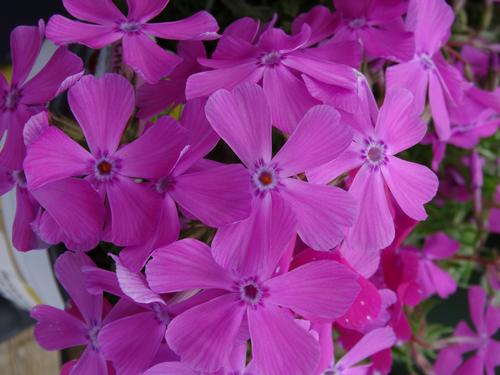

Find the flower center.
[
  {"left": 349, "top": 18, "right": 366, "bottom": 29},
  {"left": 86, "top": 322, "right": 101, "bottom": 352},
  {"left": 238, "top": 278, "right": 266, "bottom": 306},
  {"left": 260, "top": 51, "right": 282, "bottom": 66},
  {"left": 119, "top": 21, "right": 143, "bottom": 33},
  {"left": 3, "top": 88, "right": 21, "bottom": 110},
  {"left": 419, "top": 53, "right": 435, "bottom": 70},
  {"left": 362, "top": 138, "right": 388, "bottom": 170},
  {"left": 93, "top": 156, "right": 120, "bottom": 181},
  {"left": 97, "top": 161, "right": 112, "bottom": 175},
  {"left": 252, "top": 162, "right": 280, "bottom": 194}
]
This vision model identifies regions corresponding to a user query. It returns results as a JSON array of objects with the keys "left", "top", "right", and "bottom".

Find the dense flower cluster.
[{"left": 0, "top": 0, "right": 498, "bottom": 374}]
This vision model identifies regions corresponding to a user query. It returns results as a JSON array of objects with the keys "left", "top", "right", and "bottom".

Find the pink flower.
[
  {"left": 205, "top": 83, "right": 356, "bottom": 253},
  {"left": 46, "top": 0, "right": 219, "bottom": 83},
  {"left": 120, "top": 99, "right": 252, "bottom": 271},
  {"left": 489, "top": 186, "right": 500, "bottom": 234},
  {"left": 187, "top": 20, "right": 357, "bottom": 133},
  {"left": 331, "top": 0, "right": 414, "bottom": 61},
  {"left": 386, "top": 0, "right": 467, "bottom": 140},
  {"left": 308, "top": 87, "right": 439, "bottom": 251},
  {"left": 24, "top": 74, "right": 189, "bottom": 246},
  {"left": 434, "top": 286, "right": 500, "bottom": 375},
  {"left": 31, "top": 252, "right": 113, "bottom": 375},
  {"left": 145, "top": 232, "right": 360, "bottom": 374},
  {"left": 0, "top": 22, "right": 83, "bottom": 170}
]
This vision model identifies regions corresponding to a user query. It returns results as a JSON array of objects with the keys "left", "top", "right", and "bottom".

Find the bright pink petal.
[
  {"left": 429, "top": 71, "right": 452, "bottom": 140},
  {"left": 186, "top": 61, "right": 263, "bottom": 99},
  {"left": 24, "top": 127, "right": 93, "bottom": 190},
  {"left": 339, "top": 242, "right": 380, "bottom": 278},
  {"left": 382, "top": 156, "right": 438, "bottom": 221},
  {"left": 291, "top": 6, "right": 339, "bottom": 47},
  {"left": 63, "top": 0, "right": 125, "bottom": 24},
  {"left": 273, "top": 105, "right": 352, "bottom": 176},
  {"left": 20, "top": 47, "right": 83, "bottom": 105},
  {"left": 360, "top": 27, "right": 414, "bottom": 62},
  {"left": 455, "top": 354, "right": 485, "bottom": 375},
  {"left": 306, "top": 143, "right": 364, "bottom": 185},
  {"left": 144, "top": 362, "right": 196, "bottom": 375},
  {"left": 281, "top": 178, "right": 357, "bottom": 251},
  {"left": 106, "top": 177, "right": 161, "bottom": 246},
  {"left": 486, "top": 305, "right": 500, "bottom": 337},
  {"left": 434, "top": 348, "right": 463, "bottom": 375},
  {"left": 10, "top": 25, "right": 43, "bottom": 86},
  {"left": 0, "top": 108, "right": 31, "bottom": 170},
  {"left": 385, "top": 60, "right": 428, "bottom": 114},
  {"left": 32, "top": 179, "right": 104, "bottom": 252},
  {"left": 468, "top": 286, "right": 487, "bottom": 335},
  {"left": 262, "top": 64, "right": 319, "bottom": 133},
  {"left": 54, "top": 251, "right": 103, "bottom": 321},
  {"left": 145, "top": 11, "right": 219, "bottom": 40},
  {"left": 23, "top": 111, "right": 50, "bottom": 147},
  {"left": 306, "top": 39, "right": 362, "bottom": 68},
  {"left": 283, "top": 53, "right": 356, "bottom": 89},
  {"left": 68, "top": 74, "right": 134, "bottom": 154},
  {"left": 205, "top": 82, "right": 272, "bottom": 166},
  {"left": 424, "top": 232, "right": 459, "bottom": 259},
  {"left": 126, "top": 0, "right": 168, "bottom": 22},
  {"left": 174, "top": 98, "right": 219, "bottom": 174},
  {"left": 259, "top": 25, "right": 311, "bottom": 53},
  {"left": 99, "top": 312, "right": 165, "bottom": 375},
  {"left": 267, "top": 260, "right": 359, "bottom": 321},
  {"left": 146, "top": 239, "right": 233, "bottom": 293},
  {"left": 116, "top": 116, "right": 189, "bottom": 179},
  {"left": 346, "top": 166, "right": 394, "bottom": 251},
  {"left": 166, "top": 294, "right": 246, "bottom": 372},
  {"left": 212, "top": 192, "right": 296, "bottom": 279},
  {"left": 122, "top": 32, "right": 183, "bottom": 84},
  {"left": 425, "top": 261, "right": 457, "bottom": 298},
  {"left": 248, "top": 305, "right": 320, "bottom": 375},
  {"left": 12, "top": 187, "right": 39, "bottom": 252},
  {"left": 333, "top": 0, "right": 367, "bottom": 17},
  {"left": 46, "top": 16, "right": 122, "bottom": 49},
  {"left": 375, "top": 88, "right": 427, "bottom": 154},
  {"left": 31, "top": 305, "right": 87, "bottom": 350},
  {"left": 71, "top": 346, "right": 107, "bottom": 375},
  {"left": 171, "top": 164, "right": 251, "bottom": 227},
  {"left": 336, "top": 327, "right": 396, "bottom": 371},
  {"left": 407, "top": 0, "right": 454, "bottom": 55}
]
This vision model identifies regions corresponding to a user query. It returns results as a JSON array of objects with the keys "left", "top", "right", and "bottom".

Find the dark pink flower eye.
[
  {"left": 258, "top": 171, "right": 273, "bottom": 186},
  {"left": 97, "top": 160, "right": 113, "bottom": 175}
]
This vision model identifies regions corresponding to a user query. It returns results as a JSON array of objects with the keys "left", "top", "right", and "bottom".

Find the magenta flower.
[
  {"left": 0, "top": 22, "right": 83, "bottom": 169},
  {"left": 120, "top": 99, "right": 251, "bottom": 271},
  {"left": 489, "top": 186, "right": 500, "bottom": 234},
  {"left": 331, "top": 0, "right": 414, "bottom": 61},
  {"left": 145, "top": 233, "right": 360, "bottom": 374},
  {"left": 46, "top": 0, "right": 219, "bottom": 83},
  {"left": 187, "top": 21, "right": 357, "bottom": 133},
  {"left": 434, "top": 286, "right": 500, "bottom": 375},
  {"left": 137, "top": 41, "right": 206, "bottom": 119},
  {"left": 386, "top": 0, "right": 467, "bottom": 140},
  {"left": 24, "top": 74, "right": 189, "bottom": 246},
  {"left": 205, "top": 83, "right": 356, "bottom": 253},
  {"left": 308, "top": 88, "right": 439, "bottom": 251},
  {"left": 32, "top": 252, "right": 113, "bottom": 375}
]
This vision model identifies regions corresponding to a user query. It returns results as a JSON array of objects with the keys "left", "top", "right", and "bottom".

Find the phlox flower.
[
  {"left": 331, "top": 0, "right": 414, "bottom": 62},
  {"left": 0, "top": 22, "right": 83, "bottom": 169},
  {"left": 31, "top": 252, "right": 114, "bottom": 375},
  {"left": 24, "top": 73, "right": 189, "bottom": 246},
  {"left": 489, "top": 186, "right": 500, "bottom": 234},
  {"left": 120, "top": 98, "right": 251, "bottom": 271},
  {"left": 46, "top": 0, "right": 219, "bottom": 83},
  {"left": 308, "top": 87, "right": 438, "bottom": 251},
  {"left": 145, "top": 218, "right": 360, "bottom": 375},
  {"left": 187, "top": 19, "right": 358, "bottom": 133},
  {"left": 434, "top": 286, "right": 500, "bottom": 375},
  {"left": 386, "top": 0, "right": 467, "bottom": 140},
  {"left": 205, "top": 82, "right": 356, "bottom": 254}
]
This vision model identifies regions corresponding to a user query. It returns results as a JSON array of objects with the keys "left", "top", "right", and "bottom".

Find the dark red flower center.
[
  {"left": 258, "top": 171, "right": 273, "bottom": 186},
  {"left": 97, "top": 161, "right": 113, "bottom": 175},
  {"left": 243, "top": 284, "right": 259, "bottom": 300}
]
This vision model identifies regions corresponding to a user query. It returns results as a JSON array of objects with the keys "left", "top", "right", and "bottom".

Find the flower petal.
[
  {"left": 12, "top": 187, "right": 40, "bottom": 252},
  {"left": 122, "top": 32, "right": 183, "bottom": 84},
  {"left": 31, "top": 305, "right": 87, "bottom": 350},
  {"left": 382, "top": 156, "right": 438, "bottom": 221},
  {"left": 281, "top": 178, "right": 357, "bottom": 251},
  {"left": 386, "top": 60, "right": 428, "bottom": 114},
  {"left": 68, "top": 74, "right": 134, "bottom": 155},
  {"left": 46, "top": 16, "right": 122, "bottom": 49},
  {"left": 70, "top": 346, "right": 108, "bottom": 375},
  {"left": 468, "top": 286, "right": 487, "bottom": 335},
  {"left": 205, "top": 82, "right": 272, "bottom": 167},
  {"left": 166, "top": 294, "right": 246, "bottom": 372},
  {"left": 144, "top": 362, "right": 197, "bottom": 375},
  {"left": 126, "top": 0, "right": 168, "bottom": 22},
  {"left": 63, "top": 0, "right": 125, "bottom": 24},
  {"left": 10, "top": 24, "right": 43, "bottom": 86},
  {"left": 423, "top": 232, "right": 459, "bottom": 259},
  {"left": 273, "top": 105, "right": 352, "bottom": 176},
  {"left": 116, "top": 116, "right": 189, "bottom": 179},
  {"left": 145, "top": 11, "right": 219, "bottom": 41},
  {"left": 146, "top": 239, "right": 233, "bottom": 293},
  {"left": 429, "top": 71, "right": 452, "bottom": 140},
  {"left": 248, "top": 305, "right": 320, "bottom": 375},
  {"left": 267, "top": 260, "right": 359, "bottom": 321},
  {"left": 361, "top": 27, "right": 414, "bottom": 62}
]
